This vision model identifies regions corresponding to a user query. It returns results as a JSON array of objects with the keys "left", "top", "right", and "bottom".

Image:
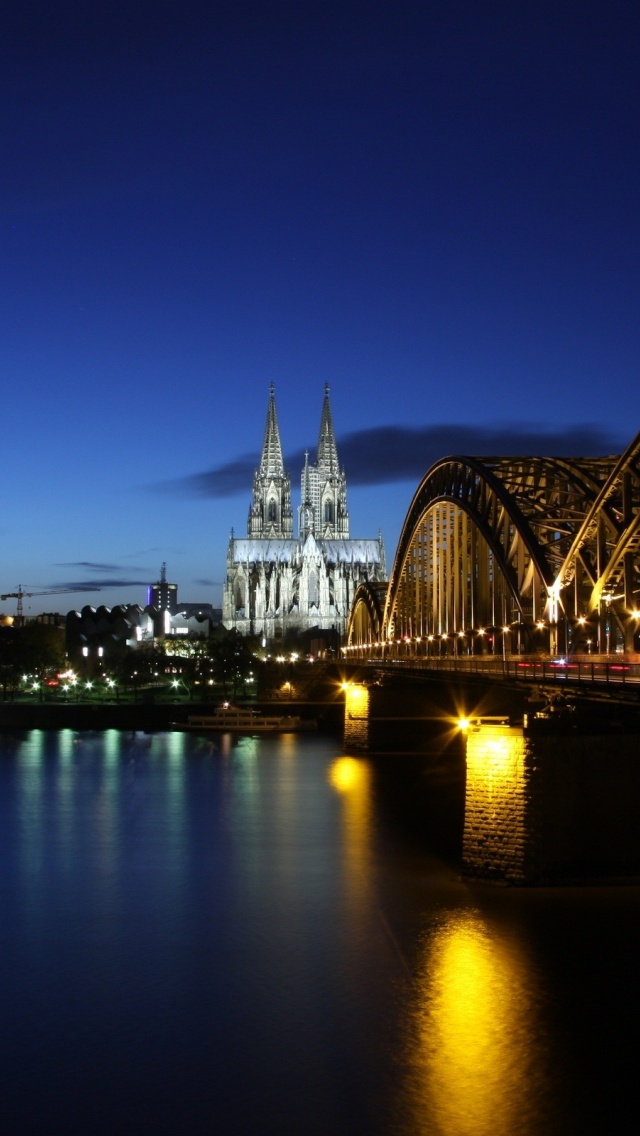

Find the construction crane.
[{"left": 0, "top": 584, "right": 100, "bottom": 625}]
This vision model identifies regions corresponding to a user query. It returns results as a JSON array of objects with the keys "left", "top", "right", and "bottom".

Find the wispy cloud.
[
  {"left": 52, "top": 562, "right": 150, "bottom": 590},
  {"left": 151, "top": 422, "right": 626, "bottom": 499},
  {"left": 46, "top": 578, "right": 148, "bottom": 591},
  {"left": 154, "top": 455, "right": 258, "bottom": 498},
  {"left": 56, "top": 561, "right": 121, "bottom": 572}
]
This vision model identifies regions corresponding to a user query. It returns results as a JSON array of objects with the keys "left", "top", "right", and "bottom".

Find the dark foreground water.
[{"left": 1, "top": 728, "right": 639, "bottom": 1136}]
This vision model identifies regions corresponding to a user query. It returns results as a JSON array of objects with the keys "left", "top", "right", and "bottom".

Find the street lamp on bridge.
[{"left": 502, "top": 625, "right": 511, "bottom": 665}]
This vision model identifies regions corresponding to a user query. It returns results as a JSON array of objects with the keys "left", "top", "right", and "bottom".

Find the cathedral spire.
[
  {"left": 298, "top": 385, "right": 349, "bottom": 539},
  {"left": 248, "top": 384, "right": 293, "bottom": 539},
  {"left": 259, "top": 381, "right": 285, "bottom": 478},
  {"left": 316, "top": 383, "right": 340, "bottom": 473}
]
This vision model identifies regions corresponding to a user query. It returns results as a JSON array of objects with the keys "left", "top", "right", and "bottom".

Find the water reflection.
[
  {"left": 328, "top": 755, "right": 373, "bottom": 950},
  {"left": 403, "top": 907, "right": 542, "bottom": 1136},
  {"left": 2, "top": 729, "right": 618, "bottom": 1136}
]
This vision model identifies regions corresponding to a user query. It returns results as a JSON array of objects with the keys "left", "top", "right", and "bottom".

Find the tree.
[
  {"left": 0, "top": 623, "right": 67, "bottom": 701},
  {"left": 208, "top": 630, "right": 257, "bottom": 699},
  {"left": 0, "top": 626, "right": 21, "bottom": 699}
]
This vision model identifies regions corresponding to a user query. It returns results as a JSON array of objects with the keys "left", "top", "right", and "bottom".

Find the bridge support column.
[
  {"left": 463, "top": 723, "right": 530, "bottom": 883},
  {"left": 463, "top": 720, "right": 640, "bottom": 884}
]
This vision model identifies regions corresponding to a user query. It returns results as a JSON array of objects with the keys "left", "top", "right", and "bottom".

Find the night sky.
[{"left": 2, "top": 1, "right": 638, "bottom": 617}]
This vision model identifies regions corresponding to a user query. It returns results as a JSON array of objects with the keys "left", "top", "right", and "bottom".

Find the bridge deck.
[{"left": 349, "top": 654, "right": 640, "bottom": 701}]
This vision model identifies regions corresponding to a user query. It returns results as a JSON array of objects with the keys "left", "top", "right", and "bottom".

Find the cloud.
[
  {"left": 153, "top": 422, "right": 627, "bottom": 498},
  {"left": 56, "top": 561, "right": 122, "bottom": 572},
  {"left": 53, "top": 563, "right": 151, "bottom": 590},
  {"left": 155, "top": 454, "right": 258, "bottom": 499},
  {"left": 314, "top": 422, "right": 627, "bottom": 486},
  {"left": 46, "top": 579, "right": 148, "bottom": 592}
]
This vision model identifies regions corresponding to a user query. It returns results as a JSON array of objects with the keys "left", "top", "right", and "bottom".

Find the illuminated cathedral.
[{"left": 222, "top": 384, "right": 386, "bottom": 642}]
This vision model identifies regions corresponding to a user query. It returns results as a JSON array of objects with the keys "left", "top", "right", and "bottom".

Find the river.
[{"left": 0, "top": 727, "right": 638, "bottom": 1135}]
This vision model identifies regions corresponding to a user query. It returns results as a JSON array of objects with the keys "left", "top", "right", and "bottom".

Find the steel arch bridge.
[{"left": 346, "top": 429, "right": 640, "bottom": 658}]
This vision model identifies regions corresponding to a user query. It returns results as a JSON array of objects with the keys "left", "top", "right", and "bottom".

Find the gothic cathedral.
[{"left": 222, "top": 384, "right": 386, "bottom": 642}]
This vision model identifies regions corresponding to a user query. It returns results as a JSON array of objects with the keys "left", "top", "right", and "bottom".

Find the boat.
[{"left": 180, "top": 703, "right": 317, "bottom": 733}]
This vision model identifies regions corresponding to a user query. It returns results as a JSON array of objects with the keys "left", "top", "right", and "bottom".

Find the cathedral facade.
[{"left": 222, "top": 384, "right": 386, "bottom": 642}]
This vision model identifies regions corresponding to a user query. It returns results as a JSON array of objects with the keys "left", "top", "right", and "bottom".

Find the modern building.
[
  {"left": 147, "top": 562, "right": 178, "bottom": 615},
  {"left": 146, "top": 563, "right": 220, "bottom": 638},
  {"left": 223, "top": 384, "right": 386, "bottom": 642},
  {"left": 66, "top": 597, "right": 221, "bottom": 667}
]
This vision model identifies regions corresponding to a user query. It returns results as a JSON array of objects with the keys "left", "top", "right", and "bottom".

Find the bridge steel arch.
[
  {"left": 374, "top": 453, "right": 631, "bottom": 657},
  {"left": 556, "top": 429, "right": 640, "bottom": 651},
  {"left": 347, "top": 580, "right": 387, "bottom": 649}
]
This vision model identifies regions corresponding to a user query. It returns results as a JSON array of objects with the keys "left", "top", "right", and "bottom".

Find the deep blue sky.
[{"left": 2, "top": 1, "right": 639, "bottom": 617}]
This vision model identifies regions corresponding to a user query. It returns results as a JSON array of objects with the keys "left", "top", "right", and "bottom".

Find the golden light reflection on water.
[
  {"left": 328, "top": 756, "right": 373, "bottom": 916},
  {"left": 329, "top": 755, "right": 368, "bottom": 794},
  {"left": 405, "top": 909, "right": 538, "bottom": 1136}
]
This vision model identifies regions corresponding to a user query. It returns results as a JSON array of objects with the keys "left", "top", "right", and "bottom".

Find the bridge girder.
[
  {"left": 346, "top": 446, "right": 640, "bottom": 659},
  {"left": 347, "top": 439, "right": 640, "bottom": 657},
  {"left": 555, "top": 429, "right": 640, "bottom": 646},
  {"left": 346, "top": 580, "right": 386, "bottom": 647}
]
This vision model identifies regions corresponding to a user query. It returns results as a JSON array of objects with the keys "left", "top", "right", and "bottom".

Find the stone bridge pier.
[
  {"left": 341, "top": 679, "right": 640, "bottom": 884},
  {"left": 463, "top": 718, "right": 640, "bottom": 884}
]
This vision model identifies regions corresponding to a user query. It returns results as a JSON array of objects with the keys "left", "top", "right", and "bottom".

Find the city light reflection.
[
  {"left": 404, "top": 909, "right": 539, "bottom": 1136},
  {"left": 328, "top": 755, "right": 373, "bottom": 921}
]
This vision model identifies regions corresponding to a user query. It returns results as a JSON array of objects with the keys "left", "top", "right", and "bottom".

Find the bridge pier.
[
  {"left": 340, "top": 672, "right": 640, "bottom": 884},
  {"left": 463, "top": 719, "right": 640, "bottom": 884}
]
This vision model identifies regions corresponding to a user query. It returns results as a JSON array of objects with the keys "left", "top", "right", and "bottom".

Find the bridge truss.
[{"left": 347, "top": 430, "right": 640, "bottom": 657}]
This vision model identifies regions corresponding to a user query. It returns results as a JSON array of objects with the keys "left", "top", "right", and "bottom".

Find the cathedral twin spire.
[
  {"left": 316, "top": 383, "right": 340, "bottom": 473},
  {"left": 248, "top": 383, "right": 349, "bottom": 541},
  {"left": 259, "top": 382, "right": 286, "bottom": 479},
  {"left": 301, "top": 383, "right": 349, "bottom": 540},
  {"left": 248, "top": 383, "right": 293, "bottom": 539}
]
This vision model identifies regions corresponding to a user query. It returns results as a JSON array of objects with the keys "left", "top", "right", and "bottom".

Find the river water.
[{"left": 1, "top": 727, "right": 638, "bottom": 1135}]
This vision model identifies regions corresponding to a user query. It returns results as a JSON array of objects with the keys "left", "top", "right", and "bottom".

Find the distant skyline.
[{"left": 2, "top": 2, "right": 638, "bottom": 617}]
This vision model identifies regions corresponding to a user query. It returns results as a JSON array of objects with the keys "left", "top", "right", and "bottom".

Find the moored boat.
[{"left": 180, "top": 703, "right": 317, "bottom": 733}]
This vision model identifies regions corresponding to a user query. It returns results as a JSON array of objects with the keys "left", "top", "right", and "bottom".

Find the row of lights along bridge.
[{"left": 344, "top": 608, "right": 640, "bottom": 659}]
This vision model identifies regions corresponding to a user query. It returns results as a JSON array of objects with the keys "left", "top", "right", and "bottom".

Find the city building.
[
  {"left": 147, "top": 563, "right": 178, "bottom": 615},
  {"left": 147, "top": 563, "right": 220, "bottom": 638},
  {"left": 66, "top": 595, "right": 222, "bottom": 667},
  {"left": 223, "top": 384, "right": 386, "bottom": 643}
]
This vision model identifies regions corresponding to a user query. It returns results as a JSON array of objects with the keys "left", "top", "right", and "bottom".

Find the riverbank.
[{"left": 0, "top": 698, "right": 345, "bottom": 732}]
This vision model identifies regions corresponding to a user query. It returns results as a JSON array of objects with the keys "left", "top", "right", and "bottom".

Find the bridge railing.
[{"left": 351, "top": 653, "right": 640, "bottom": 687}]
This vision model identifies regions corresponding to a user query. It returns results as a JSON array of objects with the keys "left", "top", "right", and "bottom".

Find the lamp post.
[
  {"left": 603, "top": 593, "right": 612, "bottom": 654},
  {"left": 502, "top": 625, "right": 510, "bottom": 669}
]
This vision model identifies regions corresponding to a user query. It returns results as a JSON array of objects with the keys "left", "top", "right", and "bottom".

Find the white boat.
[{"left": 182, "top": 703, "right": 317, "bottom": 733}]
